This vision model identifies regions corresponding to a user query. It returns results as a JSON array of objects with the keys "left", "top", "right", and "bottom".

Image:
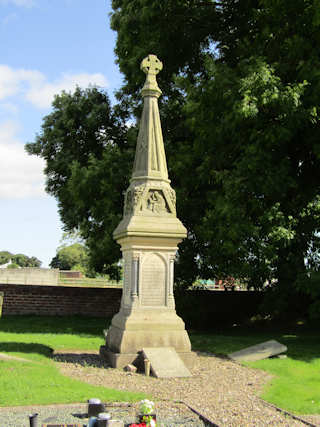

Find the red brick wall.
[{"left": 0, "top": 283, "right": 122, "bottom": 317}]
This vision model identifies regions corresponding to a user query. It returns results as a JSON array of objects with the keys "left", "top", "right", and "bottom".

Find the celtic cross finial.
[
  {"left": 140, "top": 54, "right": 163, "bottom": 96},
  {"left": 141, "top": 54, "right": 163, "bottom": 76}
]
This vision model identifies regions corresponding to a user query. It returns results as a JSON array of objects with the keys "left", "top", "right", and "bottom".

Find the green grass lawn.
[
  {"left": 0, "top": 315, "right": 319, "bottom": 415},
  {"left": 0, "top": 315, "right": 146, "bottom": 407},
  {"left": 191, "top": 326, "right": 320, "bottom": 415}
]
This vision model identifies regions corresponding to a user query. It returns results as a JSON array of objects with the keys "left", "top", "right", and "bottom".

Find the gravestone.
[
  {"left": 228, "top": 340, "right": 287, "bottom": 362},
  {"left": 41, "top": 424, "right": 82, "bottom": 427},
  {"left": 100, "top": 55, "right": 196, "bottom": 372},
  {"left": 142, "top": 347, "right": 191, "bottom": 378}
]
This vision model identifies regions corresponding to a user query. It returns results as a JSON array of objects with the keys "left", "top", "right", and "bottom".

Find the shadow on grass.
[
  {"left": 0, "top": 315, "right": 111, "bottom": 336},
  {"left": 0, "top": 341, "right": 53, "bottom": 357}
]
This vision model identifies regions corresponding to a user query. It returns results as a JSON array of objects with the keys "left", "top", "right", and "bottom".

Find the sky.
[{"left": 0, "top": 0, "right": 123, "bottom": 267}]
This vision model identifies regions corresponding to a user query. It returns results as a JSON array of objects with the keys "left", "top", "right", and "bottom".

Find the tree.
[
  {"left": 12, "top": 253, "right": 41, "bottom": 268},
  {"left": 27, "top": 0, "right": 320, "bottom": 316},
  {"left": 50, "top": 243, "right": 89, "bottom": 272},
  {"left": 26, "top": 87, "right": 136, "bottom": 279},
  {"left": 0, "top": 251, "right": 13, "bottom": 265},
  {"left": 0, "top": 251, "right": 41, "bottom": 267},
  {"left": 110, "top": 0, "right": 320, "bottom": 315},
  {"left": 7, "top": 263, "right": 20, "bottom": 269}
]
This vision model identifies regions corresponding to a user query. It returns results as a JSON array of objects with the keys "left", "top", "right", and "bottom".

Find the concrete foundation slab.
[{"left": 100, "top": 345, "right": 197, "bottom": 371}]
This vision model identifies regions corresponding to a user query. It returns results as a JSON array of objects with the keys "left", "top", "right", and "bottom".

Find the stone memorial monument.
[{"left": 100, "top": 54, "right": 195, "bottom": 370}]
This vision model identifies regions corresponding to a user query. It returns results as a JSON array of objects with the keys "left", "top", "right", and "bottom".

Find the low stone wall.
[
  {"left": 0, "top": 283, "right": 121, "bottom": 317},
  {"left": 0, "top": 268, "right": 59, "bottom": 286}
]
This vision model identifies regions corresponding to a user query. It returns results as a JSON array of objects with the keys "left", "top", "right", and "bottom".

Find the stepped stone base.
[
  {"left": 100, "top": 308, "right": 197, "bottom": 370},
  {"left": 100, "top": 345, "right": 197, "bottom": 370}
]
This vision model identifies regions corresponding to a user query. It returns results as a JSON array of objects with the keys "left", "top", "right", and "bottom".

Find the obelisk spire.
[
  {"left": 113, "top": 54, "right": 187, "bottom": 240},
  {"left": 132, "top": 54, "right": 169, "bottom": 182}
]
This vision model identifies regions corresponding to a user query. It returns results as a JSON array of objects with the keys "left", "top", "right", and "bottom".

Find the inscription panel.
[
  {"left": 141, "top": 253, "right": 166, "bottom": 306},
  {"left": 122, "top": 253, "right": 132, "bottom": 306}
]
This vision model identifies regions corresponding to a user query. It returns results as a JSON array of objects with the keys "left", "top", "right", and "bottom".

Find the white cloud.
[
  {"left": 0, "top": 120, "right": 46, "bottom": 199},
  {"left": 25, "top": 72, "right": 108, "bottom": 109},
  {"left": 0, "top": 0, "right": 35, "bottom": 7},
  {"left": 0, "top": 65, "right": 43, "bottom": 100},
  {"left": 0, "top": 64, "right": 108, "bottom": 109}
]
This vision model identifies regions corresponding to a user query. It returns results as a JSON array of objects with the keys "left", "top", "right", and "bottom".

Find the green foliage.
[
  {"left": 110, "top": 0, "right": 320, "bottom": 311},
  {"left": 7, "top": 263, "right": 19, "bottom": 269},
  {"left": 12, "top": 253, "right": 41, "bottom": 268},
  {"left": 0, "top": 251, "right": 41, "bottom": 268},
  {"left": 26, "top": 0, "right": 320, "bottom": 316},
  {"left": 26, "top": 87, "right": 135, "bottom": 279},
  {"left": 0, "top": 251, "right": 12, "bottom": 265},
  {"left": 50, "top": 243, "right": 89, "bottom": 272}
]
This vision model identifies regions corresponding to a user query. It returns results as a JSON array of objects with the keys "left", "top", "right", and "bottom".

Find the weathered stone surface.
[
  {"left": 142, "top": 347, "right": 191, "bottom": 378},
  {"left": 42, "top": 424, "right": 82, "bottom": 427},
  {"left": 102, "top": 55, "right": 195, "bottom": 371},
  {"left": 0, "top": 268, "right": 58, "bottom": 286},
  {"left": 108, "top": 421, "right": 124, "bottom": 427},
  {"left": 228, "top": 340, "right": 287, "bottom": 362},
  {"left": 140, "top": 253, "right": 166, "bottom": 306},
  {"left": 0, "top": 291, "right": 3, "bottom": 317}
]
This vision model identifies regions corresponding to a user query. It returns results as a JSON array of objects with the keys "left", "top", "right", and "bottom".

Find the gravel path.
[
  {"left": 0, "top": 351, "right": 319, "bottom": 427},
  {"left": 53, "top": 350, "right": 319, "bottom": 427}
]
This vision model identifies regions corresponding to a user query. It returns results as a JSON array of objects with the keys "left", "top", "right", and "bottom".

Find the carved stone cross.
[
  {"left": 140, "top": 54, "right": 163, "bottom": 94},
  {"left": 141, "top": 54, "right": 163, "bottom": 76}
]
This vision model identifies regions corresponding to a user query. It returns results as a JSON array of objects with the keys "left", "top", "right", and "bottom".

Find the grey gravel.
[
  {"left": 0, "top": 401, "right": 206, "bottom": 427},
  {"left": 54, "top": 350, "right": 315, "bottom": 426}
]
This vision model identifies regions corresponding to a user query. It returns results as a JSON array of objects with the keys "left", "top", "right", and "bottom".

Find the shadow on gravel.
[{"left": 52, "top": 352, "right": 110, "bottom": 368}]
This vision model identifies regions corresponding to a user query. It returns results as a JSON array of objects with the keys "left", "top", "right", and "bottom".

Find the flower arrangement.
[
  {"left": 135, "top": 399, "right": 156, "bottom": 426},
  {"left": 130, "top": 421, "right": 156, "bottom": 427},
  {"left": 139, "top": 399, "right": 155, "bottom": 415}
]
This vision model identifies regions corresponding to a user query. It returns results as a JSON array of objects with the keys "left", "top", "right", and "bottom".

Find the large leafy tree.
[
  {"left": 110, "top": 0, "right": 320, "bottom": 314},
  {"left": 26, "top": 87, "right": 135, "bottom": 278},
  {"left": 27, "top": 0, "right": 320, "bottom": 316}
]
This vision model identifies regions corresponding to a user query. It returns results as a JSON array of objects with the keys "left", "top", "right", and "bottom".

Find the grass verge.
[{"left": 0, "top": 315, "right": 146, "bottom": 406}]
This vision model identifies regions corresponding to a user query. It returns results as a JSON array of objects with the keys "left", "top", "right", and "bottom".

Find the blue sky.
[{"left": 0, "top": 0, "right": 122, "bottom": 267}]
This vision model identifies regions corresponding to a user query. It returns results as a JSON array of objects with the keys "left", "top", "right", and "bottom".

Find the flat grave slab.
[
  {"left": 42, "top": 424, "right": 83, "bottom": 427},
  {"left": 228, "top": 339, "right": 287, "bottom": 362},
  {"left": 142, "top": 347, "right": 191, "bottom": 378}
]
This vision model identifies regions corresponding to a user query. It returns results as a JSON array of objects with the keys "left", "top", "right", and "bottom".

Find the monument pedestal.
[
  {"left": 101, "top": 236, "right": 196, "bottom": 369},
  {"left": 101, "top": 324, "right": 196, "bottom": 370},
  {"left": 101, "top": 307, "right": 196, "bottom": 369}
]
